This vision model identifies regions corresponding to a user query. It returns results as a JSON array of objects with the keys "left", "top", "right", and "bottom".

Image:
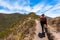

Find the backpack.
[{"left": 40, "top": 17, "right": 47, "bottom": 22}]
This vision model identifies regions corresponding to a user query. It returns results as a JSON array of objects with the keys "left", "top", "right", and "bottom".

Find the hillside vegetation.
[
  {"left": 48, "top": 17, "right": 60, "bottom": 32},
  {"left": 0, "top": 12, "right": 38, "bottom": 40},
  {"left": 0, "top": 12, "right": 60, "bottom": 40}
]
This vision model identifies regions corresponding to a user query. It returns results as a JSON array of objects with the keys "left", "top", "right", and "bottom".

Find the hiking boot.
[{"left": 42, "top": 32, "right": 45, "bottom": 37}]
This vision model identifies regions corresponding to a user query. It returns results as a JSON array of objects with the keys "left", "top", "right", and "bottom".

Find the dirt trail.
[
  {"left": 47, "top": 25, "right": 60, "bottom": 40},
  {"left": 34, "top": 19, "right": 60, "bottom": 40},
  {"left": 33, "top": 20, "right": 48, "bottom": 40}
]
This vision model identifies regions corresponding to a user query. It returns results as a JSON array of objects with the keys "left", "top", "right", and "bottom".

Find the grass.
[
  {"left": 0, "top": 12, "right": 38, "bottom": 39},
  {"left": 19, "top": 20, "right": 36, "bottom": 40}
]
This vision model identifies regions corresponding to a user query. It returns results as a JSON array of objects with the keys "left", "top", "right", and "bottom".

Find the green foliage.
[
  {"left": 0, "top": 13, "right": 27, "bottom": 38},
  {"left": 19, "top": 20, "right": 36, "bottom": 40},
  {"left": 0, "top": 29, "right": 12, "bottom": 38},
  {"left": 0, "top": 12, "right": 37, "bottom": 38}
]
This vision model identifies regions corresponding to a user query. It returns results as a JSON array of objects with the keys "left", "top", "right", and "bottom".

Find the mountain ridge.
[{"left": 0, "top": 12, "right": 60, "bottom": 40}]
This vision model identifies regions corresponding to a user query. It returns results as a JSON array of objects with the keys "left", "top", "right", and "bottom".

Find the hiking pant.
[{"left": 40, "top": 21, "right": 47, "bottom": 33}]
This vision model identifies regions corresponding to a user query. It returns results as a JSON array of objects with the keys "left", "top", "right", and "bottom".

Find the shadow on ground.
[
  {"left": 38, "top": 33, "right": 45, "bottom": 38},
  {"left": 45, "top": 28, "right": 53, "bottom": 40},
  {"left": 38, "top": 28, "right": 53, "bottom": 40}
]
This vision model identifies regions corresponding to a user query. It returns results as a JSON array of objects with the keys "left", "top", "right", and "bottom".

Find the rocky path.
[
  {"left": 34, "top": 19, "right": 60, "bottom": 40},
  {"left": 33, "top": 20, "right": 48, "bottom": 40},
  {"left": 47, "top": 25, "right": 60, "bottom": 40}
]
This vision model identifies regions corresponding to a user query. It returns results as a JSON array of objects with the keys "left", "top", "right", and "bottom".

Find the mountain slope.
[
  {"left": 0, "top": 12, "right": 37, "bottom": 40},
  {"left": 4, "top": 18, "right": 36, "bottom": 40},
  {"left": 0, "top": 13, "right": 27, "bottom": 38},
  {"left": 0, "top": 12, "right": 60, "bottom": 40}
]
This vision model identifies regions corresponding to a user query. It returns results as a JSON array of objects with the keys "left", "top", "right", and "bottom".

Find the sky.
[{"left": 0, "top": 0, "right": 60, "bottom": 17}]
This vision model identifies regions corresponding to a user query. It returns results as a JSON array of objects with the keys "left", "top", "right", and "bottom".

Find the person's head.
[{"left": 41, "top": 14, "right": 45, "bottom": 17}]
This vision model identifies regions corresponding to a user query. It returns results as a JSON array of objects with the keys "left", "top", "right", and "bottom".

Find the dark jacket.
[{"left": 40, "top": 16, "right": 47, "bottom": 24}]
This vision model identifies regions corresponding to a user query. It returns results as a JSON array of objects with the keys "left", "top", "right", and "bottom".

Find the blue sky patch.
[
  {"left": 30, "top": 0, "right": 42, "bottom": 7},
  {"left": 0, "top": 0, "right": 60, "bottom": 17},
  {"left": 0, "top": 6, "right": 5, "bottom": 9}
]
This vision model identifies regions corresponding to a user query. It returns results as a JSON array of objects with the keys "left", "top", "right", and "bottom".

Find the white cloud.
[
  {"left": 0, "top": 0, "right": 31, "bottom": 13},
  {"left": 0, "top": 0, "right": 60, "bottom": 18},
  {"left": 45, "top": 13, "right": 60, "bottom": 18},
  {"left": 0, "top": 10, "right": 13, "bottom": 14},
  {"left": 44, "top": 3, "right": 60, "bottom": 18},
  {"left": 35, "top": 2, "right": 60, "bottom": 18}
]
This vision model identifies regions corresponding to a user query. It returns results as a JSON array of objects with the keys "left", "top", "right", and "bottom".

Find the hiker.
[{"left": 40, "top": 14, "right": 47, "bottom": 37}]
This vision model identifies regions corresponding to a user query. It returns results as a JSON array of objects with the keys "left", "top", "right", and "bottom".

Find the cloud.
[
  {"left": 45, "top": 3, "right": 60, "bottom": 17},
  {"left": 34, "top": 1, "right": 60, "bottom": 17},
  {"left": 0, "top": 0, "right": 60, "bottom": 17},
  {"left": 0, "top": 0, "right": 31, "bottom": 13},
  {"left": 45, "top": 13, "right": 60, "bottom": 18}
]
